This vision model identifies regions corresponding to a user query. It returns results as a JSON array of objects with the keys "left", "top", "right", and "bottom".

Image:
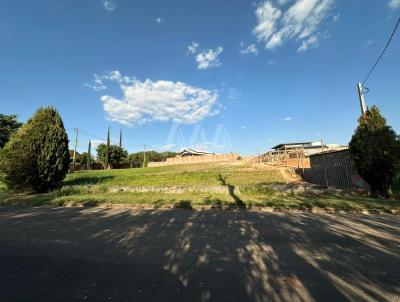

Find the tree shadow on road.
[{"left": 0, "top": 206, "right": 399, "bottom": 302}]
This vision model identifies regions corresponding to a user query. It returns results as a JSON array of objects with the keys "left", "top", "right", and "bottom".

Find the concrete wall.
[{"left": 148, "top": 153, "right": 241, "bottom": 167}]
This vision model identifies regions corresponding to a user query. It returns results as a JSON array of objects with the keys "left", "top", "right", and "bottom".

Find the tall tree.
[
  {"left": 349, "top": 106, "right": 400, "bottom": 197},
  {"left": 119, "top": 128, "right": 122, "bottom": 148},
  {"left": 0, "top": 107, "right": 70, "bottom": 192},
  {"left": 0, "top": 114, "right": 22, "bottom": 148},
  {"left": 105, "top": 127, "right": 110, "bottom": 169}
]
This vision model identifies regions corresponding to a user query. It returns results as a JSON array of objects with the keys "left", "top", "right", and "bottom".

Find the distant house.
[
  {"left": 179, "top": 149, "right": 214, "bottom": 157},
  {"left": 254, "top": 141, "right": 347, "bottom": 168},
  {"left": 272, "top": 142, "right": 346, "bottom": 156}
]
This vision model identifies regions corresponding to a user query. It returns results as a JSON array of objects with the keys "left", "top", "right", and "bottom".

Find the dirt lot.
[{"left": 0, "top": 206, "right": 399, "bottom": 302}]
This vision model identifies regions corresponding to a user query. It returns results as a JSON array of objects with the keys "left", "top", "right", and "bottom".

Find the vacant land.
[
  {"left": 0, "top": 206, "right": 399, "bottom": 302},
  {"left": 1, "top": 161, "right": 400, "bottom": 211}
]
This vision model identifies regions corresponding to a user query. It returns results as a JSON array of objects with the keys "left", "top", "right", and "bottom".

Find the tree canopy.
[
  {"left": 0, "top": 114, "right": 22, "bottom": 148},
  {"left": 128, "top": 150, "right": 177, "bottom": 168},
  {"left": 0, "top": 107, "right": 70, "bottom": 192},
  {"left": 97, "top": 144, "right": 128, "bottom": 169},
  {"left": 349, "top": 106, "right": 400, "bottom": 197}
]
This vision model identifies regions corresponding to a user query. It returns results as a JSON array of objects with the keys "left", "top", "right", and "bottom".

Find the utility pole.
[
  {"left": 142, "top": 144, "right": 147, "bottom": 168},
  {"left": 72, "top": 128, "right": 79, "bottom": 166},
  {"left": 357, "top": 82, "right": 368, "bottom": 116},
  {"left": 119, "top": 128, "right": 122, "bottom": 148},
  {"left": 321, "top": 139, "right": 329, "bottom": 188}
]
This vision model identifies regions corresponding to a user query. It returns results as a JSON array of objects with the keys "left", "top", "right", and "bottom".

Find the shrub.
[
  {"left": 349, "top": 106, "right": 400, "bottom": 198},
  {"left": 0, "top": 107, "right": 70, "bottom": 193}
]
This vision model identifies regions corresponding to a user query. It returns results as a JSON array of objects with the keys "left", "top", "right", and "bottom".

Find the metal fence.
[{"left": 300, "top": 150, "right": 368, "bottom": 189}]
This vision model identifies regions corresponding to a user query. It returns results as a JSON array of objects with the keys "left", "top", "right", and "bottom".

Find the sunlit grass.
[{"left": 1, "top": 162, "right": 400, "bottom": 211}]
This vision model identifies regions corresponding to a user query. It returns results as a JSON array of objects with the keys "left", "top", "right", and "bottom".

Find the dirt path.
[{"left": 0, "top": 206, "right": 399, "bottom": 302}]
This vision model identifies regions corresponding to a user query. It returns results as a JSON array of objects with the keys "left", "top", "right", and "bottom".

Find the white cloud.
[
  {"left": 282, "top": 116, "right": 293, "bottom": 121},
  {"left": 253, "top": 0, "right": 335, "bottom": 52},
  {"left": 89, "top": 71, "right": 220, "bottom": 125},
  {"left": 187, "top": 42, "right": 224, "bottom": 70},
  {"left": 85, "top": 71, "right": 132, "bottom": 91},
  {"left": 187, "top": 42, "right": 199, "bottom": 54},
  {"left": 268, "top": 60, "right": 275, "bottom": 64},
  {"left": 239, "top": 42, "right": 259, "bottom": 55},
  {"left": 102, "top": 0, "right": 116, "bottom": 11},
  {"left": 388, "top": 0, "right": 400, "bottom": 9},
  {"left": 240, "top": 126, "right": 246, "bottom": 129},
  {"left": 298, "top": 35, "right": 318, "bottom": 52},
  {"left": 195, "top": 47, "right": 224, "bottom": 70},
  {"left": 156, "top": 17, "right": 165, "bottom": 24}
]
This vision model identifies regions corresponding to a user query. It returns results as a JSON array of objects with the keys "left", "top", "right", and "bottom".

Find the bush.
[
  {"left": 0, "top": 107, "right": 70, "bottom": 193},
  {"left": 349, "top": 106, "right": 400, "bottom": 198}
]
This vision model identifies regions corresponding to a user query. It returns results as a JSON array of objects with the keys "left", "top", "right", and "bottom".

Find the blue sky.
[{"left": 1, "top": 0, "right": 399, "bottom": 155}]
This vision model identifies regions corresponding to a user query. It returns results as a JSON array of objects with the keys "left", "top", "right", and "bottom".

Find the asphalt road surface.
[{"left": 0, "top": 206, "right": 399, "bottom": 302}]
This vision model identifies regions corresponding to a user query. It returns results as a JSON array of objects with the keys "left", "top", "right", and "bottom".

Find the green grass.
[
  {"left": 63, "top": 162, "right": 285, "bottom": 187},
  {"left": 1, "top": 162, "right": 400, "bottom": 212}
]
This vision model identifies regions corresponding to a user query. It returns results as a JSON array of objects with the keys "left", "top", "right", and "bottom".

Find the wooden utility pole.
[
  {"left": 357, "top": 83, "right": 368, "bottom": 116},
  {"left": 72, "top": 128, "right": 79, "bottom": 166},
  {"left": 321, "top": 139, "right": 329, "bottom": 187},
  {"left": 142, "top": 144, "right": 147, "bottom": 168}
]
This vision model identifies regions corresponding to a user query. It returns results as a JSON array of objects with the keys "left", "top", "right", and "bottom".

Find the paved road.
[{"left": 0, "top": 206, "right": 399, "bottom": 302}]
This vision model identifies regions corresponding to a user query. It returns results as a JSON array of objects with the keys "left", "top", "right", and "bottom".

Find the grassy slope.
[
  {"left": 63, "top": 162, "right": 284, "bottom": 187},
  {"left": 1, "top": 161, "right": 400, "bottom": 211}
]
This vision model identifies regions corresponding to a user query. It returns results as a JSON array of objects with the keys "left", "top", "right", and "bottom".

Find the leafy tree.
[
  {"left": 80, "top": 152, "right": 95, "bottom": 167},
  {"left": 128, "top": 150, "right": 177, "bottom": 168},
  {"left": 349, "top": 106, "right": 400, "bottom": 198},
  {"left": 97, "top": 144, "right": 127, "bottom": 169},
  {"left": 105, "top": 127, "right": 110, "bottom": 169},
  {"left": 0, "top": 107, "right": 70, "bottom": 192},
  {"left": 69, "top": 150, "right": 81, "bottom": 163},
  {"left": 0, "top": 114, "right": 22, "bottom": 148}
]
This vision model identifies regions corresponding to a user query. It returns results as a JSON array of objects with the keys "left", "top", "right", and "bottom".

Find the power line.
[{"left": 362, "top": 16, "right": 400, "bottom": 85}]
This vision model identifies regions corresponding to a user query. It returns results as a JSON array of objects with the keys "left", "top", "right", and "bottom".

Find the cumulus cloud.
[
  {"left": 239, "top": 42, "right": 259, "bottom": 55},
  {"left": 187, "top": 42, "right": 224, "bottom": 70},
  {"left": 196, "top": 47, "right": 224, "bottom": 70},
  {"left": 282, "top": 116, "right": 293, "bottom": 121},
  {"left": 87, "top": 71, "right": 220, "bottom": 125},
  {"left": 102, "top": 0, "right": 116, "bottom": 11},
  {"left": 253, "top": 0, "right": 335, "bottom": 52},
  {"left": 388, "top": 0, "right": 400, "bottom": 9}
]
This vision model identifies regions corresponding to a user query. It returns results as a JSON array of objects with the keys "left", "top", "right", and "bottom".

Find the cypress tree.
[
  {"left": 87, "top": 140, "right": 92, "bottom": 170},
  {"left": 105, "top": 127, "right": 110, "bottom": 169},
  {"left": 0, "top": 107, "right": 70, "bottom": 192},
  {"left": 119, "top": 128, "right": 122, "bottom": 148}
]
